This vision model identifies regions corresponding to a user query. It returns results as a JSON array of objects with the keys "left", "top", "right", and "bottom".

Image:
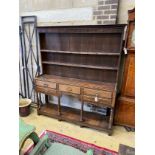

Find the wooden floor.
[{"left": 20, "top": 107, "right": 135, "bottom": 154}]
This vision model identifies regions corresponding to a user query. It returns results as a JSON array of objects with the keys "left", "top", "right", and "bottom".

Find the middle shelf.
[
  {"left": 42, "top": 61, "right": 118, "bottom": 70},
  {"left": 41, "top": 49, "right": 120, "bottom": 56}
]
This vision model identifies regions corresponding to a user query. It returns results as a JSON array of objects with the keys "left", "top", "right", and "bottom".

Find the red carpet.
[{"left": 25, "top": 130, "right": 118, "bottom": 155}]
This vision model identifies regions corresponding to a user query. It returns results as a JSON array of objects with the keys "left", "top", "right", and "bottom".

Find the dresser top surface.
[
  {"left": 35, "top": 74, "right": 116, "bottom": 91},
  {"left": 37, "top": 24, "right": 126, "bottom": 34},
  {"left": 37, "top": 24, "right": 126, "bottom": 28}
]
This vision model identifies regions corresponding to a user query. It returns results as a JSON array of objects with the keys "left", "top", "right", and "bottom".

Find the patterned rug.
[{"left": 25, "top": 130, "right": 118, "bottom": 155}]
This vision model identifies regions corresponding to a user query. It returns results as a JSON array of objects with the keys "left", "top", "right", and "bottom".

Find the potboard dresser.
[{"left": 35, "top": 25, "right": 125, "bottom": 135}]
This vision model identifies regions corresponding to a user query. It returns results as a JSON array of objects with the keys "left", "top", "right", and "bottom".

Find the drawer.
[
  {"left": 35, "top": 80, "right": 56, "bottom": 89},
  {"left": 59, "top": 84, "right": 80, "bottom": 94},
  {"left": 83, "top": 88, "right": 112, "bottom": 99},
  {"left": 83, "top": 95, "right": 112, "bottom": 107},
  {"left": 36, "top": 86, "right": 57, "bottom": 96}
]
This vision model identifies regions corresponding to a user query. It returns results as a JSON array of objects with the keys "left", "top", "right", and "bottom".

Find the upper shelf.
[{"left": 40, "top": 49, "right": 120, "bottom": 56}]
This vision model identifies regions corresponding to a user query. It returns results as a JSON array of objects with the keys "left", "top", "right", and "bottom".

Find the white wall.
[
  {"left": 19, "top": 0, "right": 97, "bottom": 12},
  {"left": 118, "top": 0, "right": 135, "bottom": 24},
  {"left": 20, "top": 0, "right": 135, "bottom": 25},
  {"left": 20, "top": 7, "right": 96, "bottom": 26}
]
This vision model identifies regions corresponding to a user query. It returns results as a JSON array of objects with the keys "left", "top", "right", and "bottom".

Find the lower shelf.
[{"left": 38, "top": 104, "right": 111, "bottom": 134}]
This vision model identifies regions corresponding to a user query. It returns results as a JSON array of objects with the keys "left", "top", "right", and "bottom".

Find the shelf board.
[
  {"left": 38, "top": 104, "right": 110, "bottom": 132},
  {"left": 42, "top": 61, "right": 118, "bottom": 70},
  {"left": 41, "top": 49, "right": 120, "bottom": 56},
  {"left": 83, "top": 111, "right": 109, "bottom": 129}
]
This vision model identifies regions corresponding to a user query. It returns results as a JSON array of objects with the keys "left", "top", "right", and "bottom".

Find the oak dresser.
[{"left": 35, "top": 25, "right": 125, "bottom": 135}]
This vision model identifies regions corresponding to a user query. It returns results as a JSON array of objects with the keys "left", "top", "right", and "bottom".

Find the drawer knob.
[
  {"left": 95, "top": 94, "right": 98, "bottom": 102},
  {"left": 44, "top": 83, "right": 48, "bottom": 87},
  {"left": 67, "top": 87, "right": 72, "bottom": 92}
]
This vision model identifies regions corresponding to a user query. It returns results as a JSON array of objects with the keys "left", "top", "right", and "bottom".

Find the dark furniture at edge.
[
  {"left": 118, "top": 144, "right": 135, "bottom": 155},
  {"left": 114, "top": 8, "right": 135, "bottom": 128},
  {"left": 35, "top": 25, "right": 125, "bottom": 135}
]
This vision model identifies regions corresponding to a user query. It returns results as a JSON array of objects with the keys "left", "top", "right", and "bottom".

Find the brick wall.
[{"left": 93, "top": 0, "right": 119, "bottom": 24}]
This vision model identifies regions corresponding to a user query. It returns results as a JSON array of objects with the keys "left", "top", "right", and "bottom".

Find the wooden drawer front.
[
  {"left": 35, "top": 80, "right": 56, "bottom": 89},
  {"left": 83, "top": 95, "right": 112, "bottom": 107},
  {"left": 36, "top": 86, "right": 57, "bottom": 96},
  {"left": 59, "top": 84, "right": 80, "bottom": 94},
  {"left": 83, "top": 88, "right": 112, "bottom": 99}
]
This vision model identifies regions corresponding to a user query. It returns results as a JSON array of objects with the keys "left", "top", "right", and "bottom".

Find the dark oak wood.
[
  {"left": 80, "top": 88, "right": 84, "bottom": 122},
  {"left": 35, "top": 80, "right": 56, "bottom": 89},
  {"left": 114, "top": 8, "right": 135, "bottom": 128},
  {"left": 35, "top": 86, "right": 57, "bottom": 96},
  {"left": 38, "top": 104, "right": 110, "bottom": 132},
  {"left": 41, "top": 49, "right": 120, "bottom": 56},
  {"left": 42, "top": 65, "right": 117, "bottom": 83},
  {"left": 35, "top": 25, "right": 125, "bottom": 135},
  {"left": 59, "top": 84, "right": 81, "bottom": 94},
  {"left": 114, "top": 97, "right": 135, "bottom": 127},
  {"left": 83, "top": 95, "right": 112, "bottom": 107},
  {"left": 42, "top": 61, "right": 118, "bottom": 70},
  {"left": 37, "top": 25, "right": 126, "bottom": 34},
  {"left": 35, "top": 74, "right": 115, "bottom": 91}
]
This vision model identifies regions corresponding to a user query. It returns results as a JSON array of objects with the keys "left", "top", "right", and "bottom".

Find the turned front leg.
[
  {"left": 108, "top": 108, "right": 114, "bottom": 136},
  {"left": 80, "top": 89, "right": 84, "bottom": 122},
  {"left": 45, "top": 95, "right": 48, "bottom": 104},
  {"left": 80, "top": 101, "right": 84, "bottom": 122},
  {"left": 58, "top": 93, "right": 61, "bottom": 116}
]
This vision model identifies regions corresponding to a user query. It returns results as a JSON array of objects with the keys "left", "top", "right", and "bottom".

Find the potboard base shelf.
[{"left": 38, "top": 104, "right": 112, "bottom": 134}]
